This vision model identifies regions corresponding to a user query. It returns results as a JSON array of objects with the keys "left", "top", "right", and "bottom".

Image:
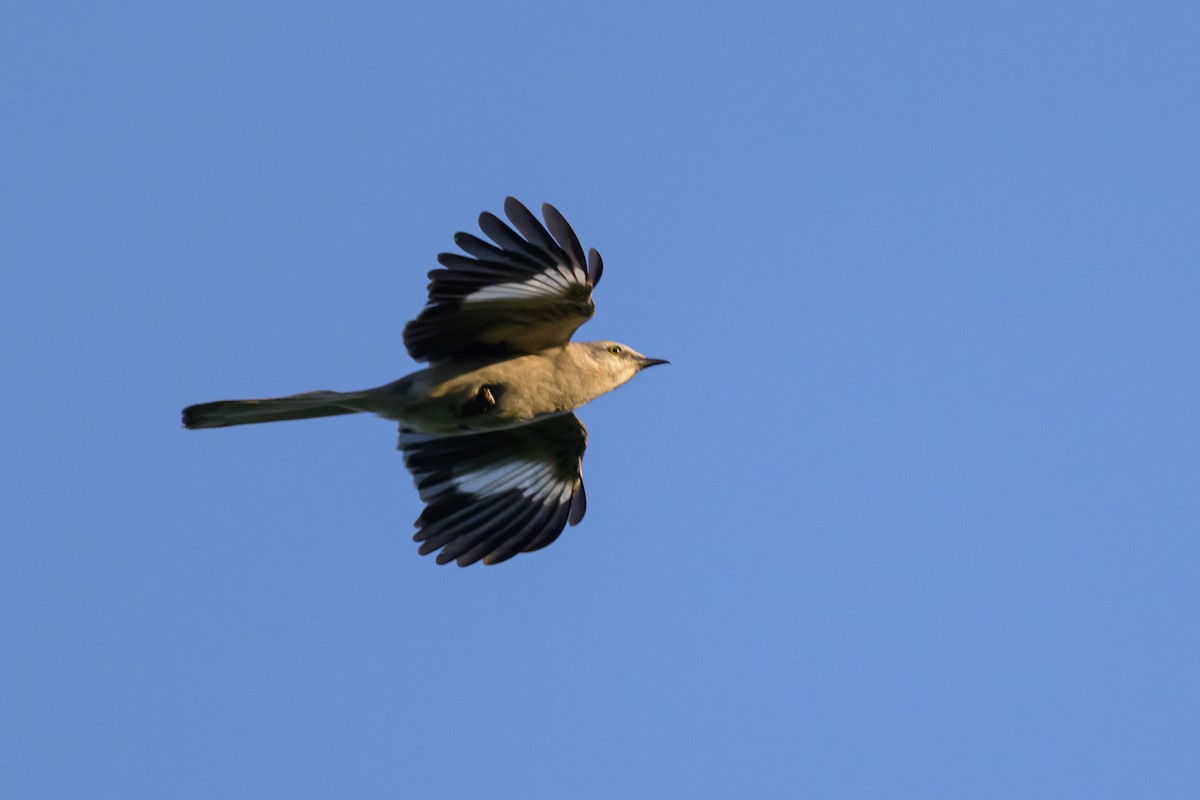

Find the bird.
[{"left": 182, "top": 197, "right": 667, "bottom": 566}]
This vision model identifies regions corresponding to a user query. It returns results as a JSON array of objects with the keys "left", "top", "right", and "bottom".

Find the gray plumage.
[{"left": 183, "top": 198, "right": 666, "bottom": 566}]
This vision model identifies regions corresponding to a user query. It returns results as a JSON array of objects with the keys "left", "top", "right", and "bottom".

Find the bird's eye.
[{"left": 608, "top": 345, "right": 623, "bottom": 355}]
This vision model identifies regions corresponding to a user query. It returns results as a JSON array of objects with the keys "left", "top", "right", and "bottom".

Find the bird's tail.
[{"left": 182, "top": 390, "right": 370, "bottom": 429}]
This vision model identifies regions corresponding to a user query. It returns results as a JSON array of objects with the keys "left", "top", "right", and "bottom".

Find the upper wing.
[
  {"left": 403, "top": 197, "right": 604, "bottom": 363},
  {"left": 399, "top": 413, "right": 589, "bottom": 566}
]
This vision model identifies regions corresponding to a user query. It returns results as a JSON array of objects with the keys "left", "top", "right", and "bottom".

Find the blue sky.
[{"left": 3, "top": 2, "right": 1198, "bottom": 797}]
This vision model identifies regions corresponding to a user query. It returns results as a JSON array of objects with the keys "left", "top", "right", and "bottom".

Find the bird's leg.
[{"left": 459, "top": 384, "right": 500, "bottom": 417}]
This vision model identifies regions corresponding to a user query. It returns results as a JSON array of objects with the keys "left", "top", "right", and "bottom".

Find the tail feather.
[{"left": 182, "top": 390, "right": 367, "bottom": 429}]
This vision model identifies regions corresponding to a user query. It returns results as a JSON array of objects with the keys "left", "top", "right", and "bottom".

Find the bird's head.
[{"left": 579, "top": 340, "right": 669, "bottom": 390}]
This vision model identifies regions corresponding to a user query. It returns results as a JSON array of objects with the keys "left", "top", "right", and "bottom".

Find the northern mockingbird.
[{"left": 183, "top": 197, "right": 666, "bottom": 566}]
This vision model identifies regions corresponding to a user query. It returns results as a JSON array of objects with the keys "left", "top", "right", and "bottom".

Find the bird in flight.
[{"left": 183, "top": 198, "right": 667, "bottom": 566}]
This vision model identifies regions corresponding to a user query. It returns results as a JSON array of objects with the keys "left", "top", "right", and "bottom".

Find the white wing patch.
[
  {"left": 410, "top": 453, "right": 570, "bottom": 507},
  {"left": 464, "top": 265, "right": 589, "bottom": 305},
  {"left": 453, "top": 460, "right": 557, "bottom": 499}
]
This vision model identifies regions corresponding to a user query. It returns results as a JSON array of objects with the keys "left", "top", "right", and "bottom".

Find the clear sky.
[{"left": 3, "top": 2, "right": 1198, "bottom": 797}]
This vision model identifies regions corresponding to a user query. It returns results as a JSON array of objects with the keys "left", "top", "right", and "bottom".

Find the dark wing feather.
[
  {"left": 542, "top": 202, "right": 587, "bottom": 272},
  {"left": 403, "top": 198, "right": 599, "bottom": 363},
  {"left": 399, "top": 414, "right": 589, "bottom": 566}
]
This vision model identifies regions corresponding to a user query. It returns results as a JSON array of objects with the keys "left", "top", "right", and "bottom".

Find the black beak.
[{"left": 640, "top": 357, "right": 670, "bottom": 368}]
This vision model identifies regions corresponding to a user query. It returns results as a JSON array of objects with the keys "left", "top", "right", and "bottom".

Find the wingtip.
[
  {"left": 587, "top": 248, "right": 604, "bottom": 286},
  {"left": 478, "top": 208, "right": 505, "bottom": 233},
  {"left": 502, "top": 196, "right": 529, "bottom": 220},
  {"left": 568, "top": 481, "right": 587, "bottom": 526}
]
